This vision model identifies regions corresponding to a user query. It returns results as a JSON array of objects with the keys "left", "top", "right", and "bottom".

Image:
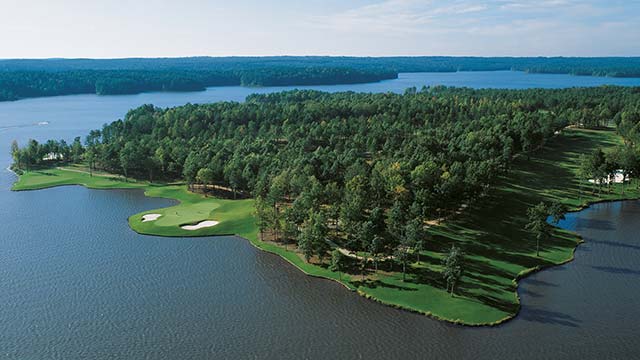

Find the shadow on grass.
[
  {"left": 410, "top": 267, "right": 446, "bottom": 288},
  {"left": 412, "top": 130, "right": 616, "bottom": 313},
  {"left": 457, "top": 286, "right": 519, "bottom": 313},
  {"left": 356, "top": 279, "right": 418, "bottom": 291}
]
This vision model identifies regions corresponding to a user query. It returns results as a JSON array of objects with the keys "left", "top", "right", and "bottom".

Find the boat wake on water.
[{"left": 0, "top": 121, "right": 49, "bottom": 132}]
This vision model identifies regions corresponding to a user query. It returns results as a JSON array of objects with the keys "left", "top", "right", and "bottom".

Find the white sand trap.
[
  {"left": 181, "top": 220, "right": 219, "bottom": 230},
  {"left": 142, "top": 214, "right": 162, "bottom": 222}
]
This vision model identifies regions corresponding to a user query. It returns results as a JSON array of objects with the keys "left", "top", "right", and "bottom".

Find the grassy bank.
[
  {"left": 11, "top": 165, "right": 147, "bottom": 191},
  {"left": 11, "top": 165, "right": 257, "bottom": 239},
  {"left": 11, "top": 165, "right": 356, "bottom": 288},
  {"left": 354, "top": 127, "right": 639, "bottom": 325},
  {"left": 11, "top": 128, "right": 636, "bottom": 325}
]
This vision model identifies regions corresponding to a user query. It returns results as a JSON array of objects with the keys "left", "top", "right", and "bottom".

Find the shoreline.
[
  {"left": 10, "top": 133, "right": 639, "bottom": 326},
  {"left": 16, "top": 173, "right": 634, "bottom": 326},
  {"left": 13, "top": 173, "right": 627, "bottom": 327}
]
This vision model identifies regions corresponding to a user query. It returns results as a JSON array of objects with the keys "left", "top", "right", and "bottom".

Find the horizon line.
[{"left": 2, "top": 55, "right": 640, "bottom": 61}]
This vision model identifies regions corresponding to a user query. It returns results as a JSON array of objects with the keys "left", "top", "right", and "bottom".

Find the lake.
[{"left": 1, "top": 71, "right": 640, "bottom": 359}]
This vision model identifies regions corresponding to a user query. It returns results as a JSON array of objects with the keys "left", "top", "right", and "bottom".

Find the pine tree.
[{"left": 442, "top": 245, "right": 464, "bottom": 297}]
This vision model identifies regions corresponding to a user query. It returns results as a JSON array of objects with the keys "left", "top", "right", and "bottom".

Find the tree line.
[
  {"left": 0, "top": 68, "right": 396, "bottom": 101},
  {"left": 12, "top": 86, "right": 640, "bottom": 293},
  {"left": 4, "top": 56, "right": 640, "bottom": 76},
  {"left": 10, "top": 137, "right": 83, "bottom": 173},
  {"left": 4, "top": 56, "right": 640, "bottom": 101}
]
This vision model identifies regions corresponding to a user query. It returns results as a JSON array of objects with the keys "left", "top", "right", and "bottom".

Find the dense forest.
[
  {"left": 13, "top": 86, "right": 640, "bottom": 269},
  {"left": 0, "top": 68, "right": 396, "bottom": 101},
  {"left": 4, "top": 56, "right": 640, "bottom": 76},
  {"left": 2, "top": 56, "right": 640, "bottom": 101}
]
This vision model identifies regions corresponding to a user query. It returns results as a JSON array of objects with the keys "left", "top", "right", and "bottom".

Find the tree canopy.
[{"left": 12, "top": 85, "right": 640, "bottom": 276}]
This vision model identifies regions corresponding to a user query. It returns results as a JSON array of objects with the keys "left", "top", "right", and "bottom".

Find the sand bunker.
[
  {"left": 142, "top": 214, "right": 162, "bottom": 222},
  {"left": 181, "top": 220, "right": 219, "bottom": 230}
]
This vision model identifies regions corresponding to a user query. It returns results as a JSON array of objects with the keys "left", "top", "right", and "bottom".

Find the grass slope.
[
  {"left": 356, "top": 128, "right": 639, "bottom": 325},
  {"left": 10, "top": 128, "right": 635, "bottom": 325},
  {"left": 11, "top": 165, "right": 147, "bottom": 191}
]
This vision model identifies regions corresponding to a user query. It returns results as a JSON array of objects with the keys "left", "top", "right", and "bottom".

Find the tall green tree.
[
  {"left": 589, "top": 148, "right": 608, "bottom": 194},
  {"left": 394, "top": 244, "right": 411, "bottom": 282},
  {"left": 298, "top": 210, "right": 329, "bottom": 263},
  {"left": 10, "top": 140, "right": 20, "bottom": 169},
  {"left": 196, "top": 168, "right": 215, "bottom": 196},
  {"left": 254, "top": 196, "right": 271, "bottom": 242},
  {"left": 329, "top": 249, "right": 348, "bottom": 280},
  {"left": 442, "top": 245, "right": 464, "bottom": 297},
  {"left": 405, "top": 218, "right": 426, "bottom": 263},
  {"left": 71, "top": 137, "right": 84, "bottom": 163},
  {"left": 548, "top": 202, "right": 568, "bottom": 225},
  {"left": 368, "top": 234, "right": 384, "bottom": 273},
  {"left": 525, "top": 202, "right": 551, "bottom": 257}
]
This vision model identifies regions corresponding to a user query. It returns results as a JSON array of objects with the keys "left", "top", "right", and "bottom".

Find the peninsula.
[{"left": 12, "top": 86, "right": 640, "bottom": 325}]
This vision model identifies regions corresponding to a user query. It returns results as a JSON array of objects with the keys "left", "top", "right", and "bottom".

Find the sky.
[{"left": 0, "top": 0, "right": 639, "bottom": 58}]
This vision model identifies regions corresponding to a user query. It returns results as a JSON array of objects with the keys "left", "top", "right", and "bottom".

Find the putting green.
[{"left": 128, "top": 185, "right": 256, "bottom": 239}]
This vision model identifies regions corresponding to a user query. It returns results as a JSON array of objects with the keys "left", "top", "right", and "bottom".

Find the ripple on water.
[{"left": 2, "top": 76, "right": 640, "bottom": 358}]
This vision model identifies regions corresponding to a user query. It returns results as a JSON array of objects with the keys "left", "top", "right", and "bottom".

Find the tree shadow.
[
  {"left": 456, "top": 286, "right": 519, "bottom": 313},
  {"left": 409, "top": 268, "right": 447, "bottom": 288},
  {"left": 589, "top": 240, "right": 640, "bottom": 251},
  {"left": 520, "top": 307, "right": 582, "bottom": 328},
  {"left": 591, "top": 265, "right": 640, "bottom": 276},
  {"left": 358, "top": 279, "right": 418, "bottom": 291},
  {"left": 523, "top": 278, "right": 558, "bottom": 287},
  {"left": 575, "top": 218, "right": 615, "bottom": 231},
  {"left": 518, "top": 287, "right": 543, "bottom": 298}
]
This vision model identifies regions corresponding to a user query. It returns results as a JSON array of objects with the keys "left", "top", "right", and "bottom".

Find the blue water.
[
  {"left": 3, "top": 70, "right": 640, "bottom": 156},
  {"left": 1, "top": 71, "right": 639, "bottom": 359}
]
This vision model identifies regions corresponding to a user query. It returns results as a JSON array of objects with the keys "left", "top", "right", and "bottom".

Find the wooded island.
[{"left": 3, "top": 56, "right": 640, "bottom": 101}]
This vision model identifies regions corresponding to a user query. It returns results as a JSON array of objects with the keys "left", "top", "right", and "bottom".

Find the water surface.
[{"left": 1, "top": 71, "right": 639, "bottom": 359}]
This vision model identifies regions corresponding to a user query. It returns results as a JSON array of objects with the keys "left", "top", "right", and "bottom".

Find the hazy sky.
[{"left": 1, "top": 0, "right": 638, "bottom": 58}]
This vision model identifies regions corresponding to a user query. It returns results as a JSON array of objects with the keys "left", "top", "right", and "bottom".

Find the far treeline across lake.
[
  {"left": 11, "top": 85, "right": 640, "bottom": 325},
  {"left": 3, "top": 56, "right": 640, "bottom": 101}
]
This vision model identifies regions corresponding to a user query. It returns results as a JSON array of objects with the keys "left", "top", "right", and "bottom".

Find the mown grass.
[
  {"left": 355, "top": 127, "right": 640, "bottom": 325},
  {"left": 11, "top": 165, "right": 147, "bottom": 191},
  {"left": 10, "top": 128, "right": 635, "bottom": 325},
  {"left": 12, "top": 166, "right": 256, "bottom": 238}
]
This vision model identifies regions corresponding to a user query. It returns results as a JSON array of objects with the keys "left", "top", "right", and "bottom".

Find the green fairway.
[
  {"left": 12, "top": 166, "right": 258, "bottom": 239},
  {"left": 354, "top": 127, "right": 640, "bottom": 324},
  {"left": 128, "top": 185, "right": 256, "bottom": 239},
  {"left": 11, "top": 128, "right": 637, "bottom": 325},
  {"left": 11, "top": 165, "right": 147, "bottom": 191}
]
